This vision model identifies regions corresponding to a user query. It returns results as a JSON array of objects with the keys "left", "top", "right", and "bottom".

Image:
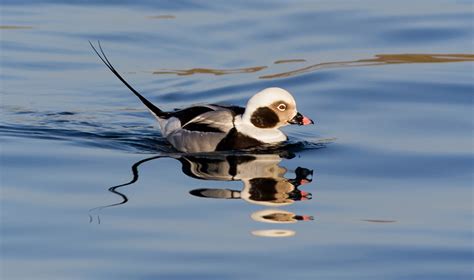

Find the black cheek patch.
[{"left": 250, "top": 107, "right": 279, "bottom": 128}]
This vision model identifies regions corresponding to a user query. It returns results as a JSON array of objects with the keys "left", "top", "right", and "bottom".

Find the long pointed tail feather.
[{"left": 89, "top": 41, "right": 167, "bottom": 118}]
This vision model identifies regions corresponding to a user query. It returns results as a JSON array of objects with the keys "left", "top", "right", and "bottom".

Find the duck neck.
[{"left": 234, "top": 115, "right": 287, "bottom": 144}]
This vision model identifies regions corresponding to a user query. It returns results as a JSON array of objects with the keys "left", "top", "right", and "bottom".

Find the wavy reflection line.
[
  {"left": 150, "top": 53, "right": 473, "bottom": 79},
  {"left": 153, "top": 66, "right": 267, "bottom": 76},
  {"left": 274, "top": 59, "right": 306, "bottom": 64},
  {"left": 260, "top": 53, "right": 474, "bottom": 79},
  {"left": 88, "top": 155, "right": 164, "bottom": 223},
  {"left": 0, "top": 25, "right": 33, "bottom": 29}
]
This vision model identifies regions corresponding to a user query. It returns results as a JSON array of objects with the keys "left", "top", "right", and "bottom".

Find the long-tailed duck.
[{"left": 90, "top": 42, "right": 314, "bottom": 153}]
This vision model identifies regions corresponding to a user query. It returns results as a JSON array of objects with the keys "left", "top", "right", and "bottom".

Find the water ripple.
[{"left": 0, "top": 106, "right": 326, "bottom": 154}]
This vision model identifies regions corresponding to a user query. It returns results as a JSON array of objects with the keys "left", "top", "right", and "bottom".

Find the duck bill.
[{"left": 288, "top": 112, "right": 314, "bottom": 126}]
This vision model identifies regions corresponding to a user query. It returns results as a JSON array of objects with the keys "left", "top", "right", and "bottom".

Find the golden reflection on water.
[
  {"left": 260, "top": 54, "right": 474, "bottom": 79},
  {"left": 153, "top": 66, "right": 267, "bottom": 76},
  {"left": 274, "top": 59, "right": 307, "bottom": 64},
  {"left": 151, "top": 53, "right": 473, "bottom": 79}
]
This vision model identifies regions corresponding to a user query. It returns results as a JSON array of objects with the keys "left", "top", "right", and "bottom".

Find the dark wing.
[
  {"left": 167, "top": 105, "right": 237, "bottom": 133},
  {"left": 168, "top": 104, "right": 245, "bottom": 123},
  {"left": 210, "top": 104, "right": 245, "bottom": 116},
  {"left": 167, "top": 106, "right": 215, "bottom": 124},
  {"left": 182, "top": 109, "right": 235, "bottom": 133}
]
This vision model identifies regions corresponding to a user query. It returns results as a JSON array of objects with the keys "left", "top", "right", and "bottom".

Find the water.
[{"left": 1, "top": 1, "right": 473, "bottom": 279}]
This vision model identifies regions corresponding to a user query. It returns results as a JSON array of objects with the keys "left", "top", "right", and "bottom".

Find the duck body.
[
  {"left": 90, "top": 42, "right": 313, "bottom": 153},
  {"left": 157, "top": 103, "right": 287, "bottom": 153}
]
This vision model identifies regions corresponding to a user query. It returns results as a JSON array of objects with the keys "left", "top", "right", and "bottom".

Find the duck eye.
[{"left": 277, "top": 103, "right": 286, "bottom": 111}]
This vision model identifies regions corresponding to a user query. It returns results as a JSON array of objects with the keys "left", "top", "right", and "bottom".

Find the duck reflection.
[
  {"left": 251, "top": 209, "right": 313, "bottom": 224},
  {"left": 184, "top": 155, "right": 313, "bottom": 205},
  {"left": 183, "top": 154, "right": 314, "bottom": 236},
  {"left": 93, "top": 152, "right": 315, "bottom": 237}
]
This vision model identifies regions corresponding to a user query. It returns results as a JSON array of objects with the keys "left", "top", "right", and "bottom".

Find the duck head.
[{"left": 242, "top": 87, "right": 314, "bottom": 129}]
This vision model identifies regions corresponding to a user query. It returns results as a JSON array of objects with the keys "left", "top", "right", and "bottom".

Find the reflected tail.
[{"left": 89, "top": 155, "right": 165, "bottom": 223}]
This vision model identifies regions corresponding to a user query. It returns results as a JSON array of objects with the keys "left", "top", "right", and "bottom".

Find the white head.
[{"left": 242, "top": 87, "right": 313, "bottom": 129}]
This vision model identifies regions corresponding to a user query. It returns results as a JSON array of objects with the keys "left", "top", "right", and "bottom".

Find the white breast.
[{"left": 234, "top": 115, "right": 287, "bottom": 144}]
